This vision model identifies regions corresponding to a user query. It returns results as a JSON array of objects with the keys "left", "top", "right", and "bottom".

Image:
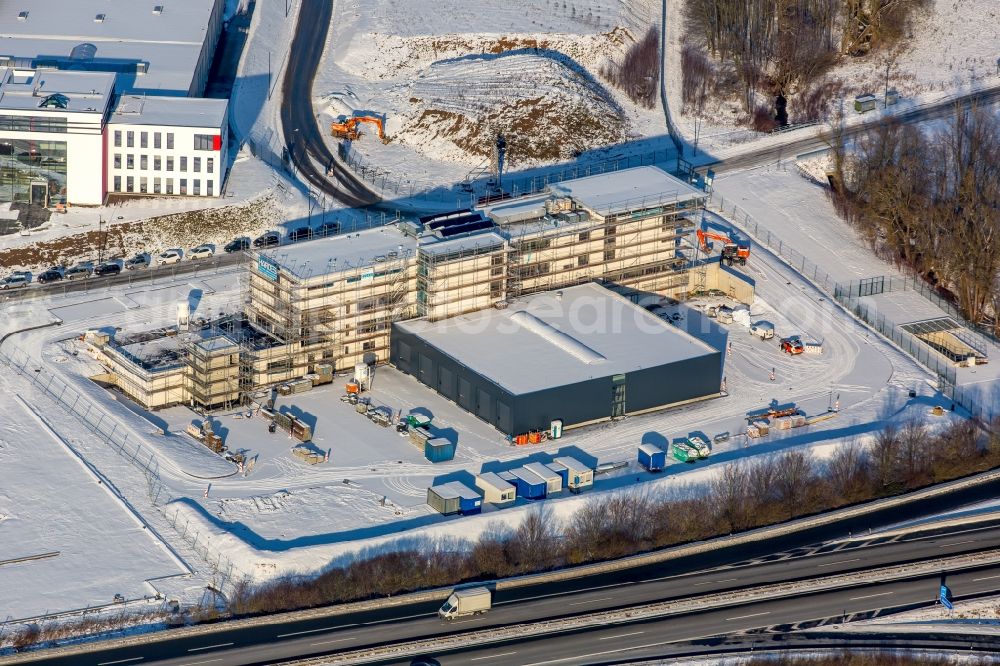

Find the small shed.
[
  {"left": 549, "top": 456, "right": 594, "bottom": 492},
  {"left": 424, "top": 437, "right": 456, "bottom": 463},
  {"left": 427, "top": 482, "right": 482, "bottom": 516},
  {"left": 885, "top": 88, "right": 899, "bottom": 106},
  {"left": 854, "top": 94, "right": 877, "bottom": 113},
  {"left": 523, "top": 462, "right": 563, "bottom": 495},
  {"left": 476, "top": 472, "right": 516, "bottom": 504},
  {"left": 502, "top": 468, "right": 547, "bottom": 499}
]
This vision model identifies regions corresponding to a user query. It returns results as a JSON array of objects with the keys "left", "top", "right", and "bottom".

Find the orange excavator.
[
  {"left": 330, "top": 115, "right": 388, "bottom": 143},
  {"left": 696, "top": 229, "right": 750, "bottom": 266}
]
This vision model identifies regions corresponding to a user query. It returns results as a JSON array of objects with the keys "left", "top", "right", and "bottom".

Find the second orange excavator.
[
  {"left": 330, "top": 116, "right": 388, "bottom": 143},
  {"left": 696, "top": 229, "right": 750, "bottom": 266}
]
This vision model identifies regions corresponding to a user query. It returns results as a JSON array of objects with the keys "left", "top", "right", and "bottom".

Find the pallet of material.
[
  {"left": 291, "top": 446, "right": 323, "bottom": 465},
  {"left": 287, "top": 378, "right": 313, "bottom": 395}
]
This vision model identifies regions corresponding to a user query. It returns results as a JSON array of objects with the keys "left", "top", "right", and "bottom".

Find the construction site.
[{"left": 82, "top": 166, "right": 754, "bottom": 423}]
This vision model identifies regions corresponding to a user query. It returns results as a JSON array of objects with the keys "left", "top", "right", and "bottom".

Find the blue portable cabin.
[
  {"left": 503, "top": 467, "right": 547, "bottom": 499},
  {"left": 424, "top": 437, "right": 457, "bottom": 463},
  {"left": 638, "top": 443, "right": 666, "bottom": 472},
  {"left": 523, "top": 462, "right": 563, "bottom": 495},
  {"left": 427, "top": 481, "right": 483, "bottom": 516}
]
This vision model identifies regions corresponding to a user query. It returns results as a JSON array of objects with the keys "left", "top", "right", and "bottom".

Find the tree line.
[
  {"left": 828, "top": 103, "right": 1000, "bottom": 332},
  {"left": 681, "top": 0, "right": 929, "bottom": 127}
]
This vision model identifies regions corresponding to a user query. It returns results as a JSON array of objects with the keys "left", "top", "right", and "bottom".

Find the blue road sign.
[{"left": 940, "top": 584, "right": 953, "bottom": 610}]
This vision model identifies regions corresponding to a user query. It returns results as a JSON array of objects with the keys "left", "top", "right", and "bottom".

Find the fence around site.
[{"left": 707, "top": 193, "right": 998, "bottom": 426}]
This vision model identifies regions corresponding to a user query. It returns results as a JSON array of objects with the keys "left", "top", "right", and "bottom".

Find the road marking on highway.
[
  {"left": 938, "top": 539, "right": 977, "bottom": 548},
  {"left": 599, "top": 631, "right": 644, "bottom": 641},
  {"left": 277, "top": 623, "right": 358, "bottom": 638},
  {"left": 187, "top": 643, "right": 233, "bottom": 652},
  {"left": 725, "top": 611, "right": 771, "bottom": 621},
  {"left": 693, "top": 578, "right": 737, "bottom": 586},
  {"left": 973, "top": 574, "right": 1000, "bottom": 582},
  {"left": 849, "top": 591, "right": 893, "bottom": 601},
  {"left": 176, "top": 660, "right": 223, "bottom": 666},
  {"left": 522, "top": 639, "right": 677, "bottom": 665},
  {"left": 496, "top": 580, "right": 632, "bottom": 605},
  {"left": 310, "top": 637, "right": 354, "bottom": 646},
  {"left": 98, "top": 658, "right": 144, "bottom": 665},
  {"left": 363, "top": 612, "right": 433, "bottom": 625},
  {"left": 817, "top": 558, "right": 860, "bottom": 568},
  {"left": 568, "top": 596, "right": 615, "bottom": 606},
  {"left": 471, "top": 651, "right": 518, "bottom": 661}
]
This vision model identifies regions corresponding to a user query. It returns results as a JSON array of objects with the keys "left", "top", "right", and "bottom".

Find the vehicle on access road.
[
  {"left": 780, "top": 336, "right": 805, "bottom": 355},
  {"left": 189, "top": 244, "right": 215, "bottom": 260},
  {"left": 155, "top": 249, "right": 183, "bottom": 266},
  {"left": 438, "top": 587, "right": 491, "bottom": 620}
]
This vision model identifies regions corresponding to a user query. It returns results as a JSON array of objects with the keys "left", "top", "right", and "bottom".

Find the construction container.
[
  {"left": 476, "top": 472, "right": 516, "bottom": 504},
  {"left": 549, "top": 456, "right": 594, "bottom": 492},
  {"left": 315, "top": 363, "right": 334, "bottom": 385},
  {"left": 425, "top": 437, "right": 457, "bottom": 463},
  {"left": 671, "top": 441, "right": 697, "bottom": 463},
  {"left": 346, "top": 382, "right": 361, "bottom": 394},
  {"left": 405, "top": 413, "right": 432, "bottom": 429},
  {"left": 686, "top": 436, "right": 711, "bottom": 459},
  {"left": 638, "top": 443, "right": 666, "bottom": 472},
  {"left": 523, "top": 462, "right": 563, "bottom": 495},
  {"left": 427, "top": 482, "right": 482, "bottom": 516},
  {"left": 503, "top": 468, "right": 547, "bottom": 499},
  {"left": 287, "top": 378, "right": 313, "bottom": 395}
]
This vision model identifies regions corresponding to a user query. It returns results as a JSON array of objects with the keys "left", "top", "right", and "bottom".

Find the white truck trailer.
[{"left": 439, "top": 587, "right": 492, "bottom": 620}]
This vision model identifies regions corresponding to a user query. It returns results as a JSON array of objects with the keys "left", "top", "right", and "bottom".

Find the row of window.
[
  {"left": 0, "top": 115, "right": 69, "bottom": 133},
  {"left": 112, "top": 154, "right": 214, "bottom": 174},
  {"left": 112, "top": 175, "right": 214, "bottom": 196},
  {"left": 112, "top": 130, "right": 219, "bottom": 151}
]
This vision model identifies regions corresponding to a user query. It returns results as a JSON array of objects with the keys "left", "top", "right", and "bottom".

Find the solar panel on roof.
[
  {"left": 437, "top": 219, "right": 495, "bottom": 237},
  {"left": 426, "top": 212, "right": 484, "bottom": 230}
]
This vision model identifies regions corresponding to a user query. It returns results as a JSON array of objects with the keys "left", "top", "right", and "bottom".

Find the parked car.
[
  {"left": 95, "top": 261, "right": 122, "bottom": 277},
  {"left": 288, "top": 226, "right": 313, "bottom": 242},
  {"left": 252, "top": 231, "right": 280, "bottom": 248},
  {"left": 124, "top": 253, "right": 151, "bottom": 270},
  {"left": 224, "top": 237, "right": 251, "bottom": 253},
  {"left": 38, "top": 267, "right": 64, "bottom": 284},
  {"left": 155, "top": 249, "right": 183, "bottom": 266},
  {"left": 780, "top": 336, "right": 805, "bottom": 355},
  {"left": 315, "top": 221, "right": 340, "bottom": 238},
  {"left": 64, "top": 264, "right": 93, "bottom": 280},
  {"left": 188, "top": 244, "right": 214, "bottom": 260},
  {"left": 10, "top": 270, "right": 32, "bottom": 284},
  {"left": 0, "top": 275, "right": 29, "bottom": 290},
  {"left": 750, "top": 321, "right": 775, "bottom": 340}
]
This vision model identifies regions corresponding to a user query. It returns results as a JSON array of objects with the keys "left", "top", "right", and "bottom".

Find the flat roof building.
[
  {"left": 391, "top": 283, "right": 723, "bottom": 437},
  {"left": 0, "top": 0, "right": 225, "bottom": 96}
]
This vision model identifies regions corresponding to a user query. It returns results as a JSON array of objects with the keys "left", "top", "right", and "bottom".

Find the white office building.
[
  {"left": 0, "top": 68, "right": 113, "bottom": 206},
  {"left": 107, "top": 95, "right": 228, "bottom": 198}
]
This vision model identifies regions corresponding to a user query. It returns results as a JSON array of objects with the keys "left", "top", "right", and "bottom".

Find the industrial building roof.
[
  {"left": 418, "top": 231, "right": 506, "bottom": 257},
  {"left": 0, "top": 68, "right": 114, "bottom": 114},
  {"left": 0, "top": 0, "right": 220, "bottom": 95},
  {"left": 395, "top": 283, "right": 719, "bottom": 395},
  {"left": 110, "top": 95, "right": 227, "bottom": 128},
  {"left": 548, "top": 166, "right": 705, "bottom": 215},
  {"left": 259, "top": 225, "right": 418, "bottom": 281}
]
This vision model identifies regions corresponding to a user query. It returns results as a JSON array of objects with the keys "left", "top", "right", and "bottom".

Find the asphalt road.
[
  {"left": 11, "top": 517, "right": 1000, "bottom": 666},
  {"left": 703, "top": 84, "right": 1000, "bottom": 174},
  {"left": 280, "top": 0, "right": 379, "bottom": 208}
]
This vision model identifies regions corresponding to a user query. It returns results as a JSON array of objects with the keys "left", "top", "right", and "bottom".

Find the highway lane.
[
  {"left": 376, "top": 564, "right": 1000, "bottom": 666},
  {"left": 12, "top": 519, "right": 1000, "bottom": 666},
  {"left": 280, "top": 1, "right": 379, "bottom": 208}
]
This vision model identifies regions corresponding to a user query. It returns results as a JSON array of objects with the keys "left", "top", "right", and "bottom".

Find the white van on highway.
[{"left": 439, "top": 587, "right": 491, "bottom": 620}]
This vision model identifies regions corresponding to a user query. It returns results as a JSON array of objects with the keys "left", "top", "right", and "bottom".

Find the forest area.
[
  {"left": 828, "top": 103, "right": 1000, "bottom": 333},
  {"left": 681, "top": 0, "right": 930, "bottom": 129}
]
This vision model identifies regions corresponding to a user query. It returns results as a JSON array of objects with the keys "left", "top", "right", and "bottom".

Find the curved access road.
[{"left": 280, "top": 1, "right": 380, "bottom": 208}]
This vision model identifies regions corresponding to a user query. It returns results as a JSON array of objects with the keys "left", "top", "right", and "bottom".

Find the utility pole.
[
  {"left": 97, "top": 216, "right": 105, "bottom": 265},
  {"left": 267, "top": 51, "right": 272, "bottom": 101},
  {"left": 884, "top": 59, "right": 891, "bottom": 108}
]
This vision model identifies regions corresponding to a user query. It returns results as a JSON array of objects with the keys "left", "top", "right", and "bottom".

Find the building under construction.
[{"left": 87, "top": 166, "right": 752, "bottom": 412}]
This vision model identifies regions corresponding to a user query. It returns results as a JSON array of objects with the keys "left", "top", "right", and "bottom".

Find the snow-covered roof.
[
  {"left": 110, "top": 95, "right": 227, "bottom": 129},
  {"left": 395, "top": 282, "right": 718, "bottom": 395},
  {"left": 418, "top": 231, "right": 506, "bottom": 257},
  {"left": 0, "top": 68, "right": 113, "bottom": 115},
  {"left": 549, "top": 166, "right": 705, "bottom": 215},
  {"left": 551, "top": 456, "right": 590, "bottom": 473},
  {"left": 258, "top": 225, "right": 418, "bottom": 280},
  {"left": 429, "top": 481, "right": 481, "bottom": 501},
  {"left": 0, "top": 0, "right": 220, "bottom": 95},
  {"left": 476, "top": 471, "right": 514, "bottom": 491},
  {"left": 523, "top": 462, "right": 560, "bottom": 482}
]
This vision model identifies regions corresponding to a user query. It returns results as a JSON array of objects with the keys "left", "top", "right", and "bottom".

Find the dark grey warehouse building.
[{"left": 390, "top": 283, "right": 723, "bottom": 438}]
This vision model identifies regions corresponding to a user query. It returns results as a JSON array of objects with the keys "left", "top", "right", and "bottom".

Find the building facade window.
[
  {"left": 140, "top": 132, "right": 148, "bottom": 149},
  {"left": 193, "top": 179, "right": 200, "bottom": 196},
  {"left": 126, "top": 154, "right": 134, "bottom": 170},
  {"left": 166, "top": 133, "right": 174, "bottom": 149},
  {"left": 126, "top": 176, "right": 134, "bottom": 192},
  {"left": 166, "top": 178, "right": 174, "bottom": 195},
  {"left": 113, "top": 154, "right": 121, "bottom": 169},
  {"left": 140, "top": 155, "right": 148, "bottom": 170},
  {"left": 114, "top": 130, "right": 122, "bottom": 147},
  {"left": 113, "top": 175, "right": 121, "bottom": 192},
  {"left": 180, "top": 156, "right": 187, "bottom": 172},
  {"left": 179, "top": 178, "right": 187, "bottom": 194},
  {"left": 193, "top": 157, "right": 201, "bottom": 173},
  {"left": 207, "top": 157, "right": 214, "bottom": 174},
  {"left": 126, "top": 131, "right": 134, "bottom": 148},
  {"left": 153, "top": 177, "right": 161, "bottom": 194},
  {"left": 0, "top": 139, "right": 68, "bottom": 204},
  {"left": 166, "top": 156, "right": 174, "bottom": 172},
  {"left": 154, "top": 156, "right": 161, "bottom": 171},
  {"left": 207, "top": 180, "right": 213, "bottom": 197},
  {"left": 140, "top": 177, "right": 147, "bottom": 193},
  {"left": 154, "top": 132, "right": 161, "bottom": 149},
  {"left": 193, "top": 134, "right": 216, "bottom": 151}
]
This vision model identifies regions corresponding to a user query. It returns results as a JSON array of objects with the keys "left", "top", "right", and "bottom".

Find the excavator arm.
[{"left": 330, "top": 116, "right": 388, "bottom": 143}]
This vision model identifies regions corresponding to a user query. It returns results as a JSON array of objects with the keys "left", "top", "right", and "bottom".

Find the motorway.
[
  {"left": 9, "top": 518, "right": 1000, "bottom": 666},
  {"left": 279, "top": 1, "right": 379, "bottom": 208}
]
